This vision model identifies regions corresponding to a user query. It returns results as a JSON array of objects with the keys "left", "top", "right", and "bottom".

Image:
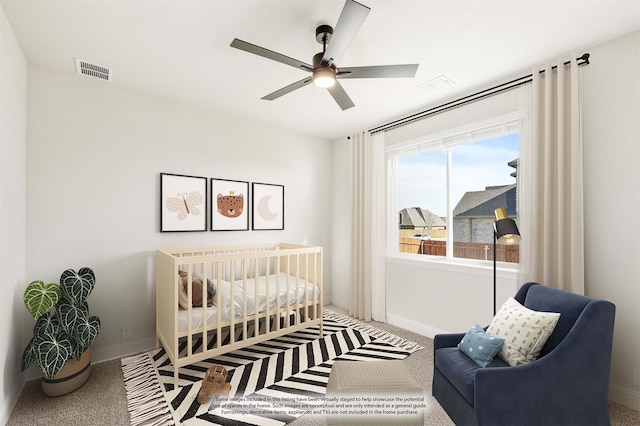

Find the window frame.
[{"left": 385, "top": 111, "right": 522, "bottom": 270}]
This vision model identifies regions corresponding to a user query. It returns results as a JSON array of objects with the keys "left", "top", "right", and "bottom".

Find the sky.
[{"left": 396, "top": 133, "right": 519, "bottom": 217}]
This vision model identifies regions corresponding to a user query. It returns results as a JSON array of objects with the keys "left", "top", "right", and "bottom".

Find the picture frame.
[
  {"left": 252, "top": 182, "right": 284, "bottom": 230},
  {"left": 160, "top": 173, "right": 208, "bottom": 232},
  {"left": 210, "top": 178, "right": 250, "bottom": 231}
]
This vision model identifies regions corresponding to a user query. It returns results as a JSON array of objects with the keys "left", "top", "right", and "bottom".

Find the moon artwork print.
[
  {"left": 257, "top": 195, "right": 279, "bottom": 221},
  {"left": 210, "top": 179, "right": 250, "bottom": 231},
  {"left": 160, "top": 173, "right": 208, "bottom": 232},
  {"left": 252, "top": 182, "right": 284, "bottom": 230}
]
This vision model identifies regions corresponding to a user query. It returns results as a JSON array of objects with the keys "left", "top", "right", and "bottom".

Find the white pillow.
[{"left": 486, "top": 297, "right": 560, "bottom": 366}]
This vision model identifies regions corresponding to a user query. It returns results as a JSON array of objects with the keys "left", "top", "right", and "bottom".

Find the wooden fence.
[{"left": 399, "top": 238, "right": 519, "bottom": 263}]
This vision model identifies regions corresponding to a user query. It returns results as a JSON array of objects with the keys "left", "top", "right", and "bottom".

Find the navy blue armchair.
[{"left": 432, "top": 282, "right": 616, "bottom": 425}]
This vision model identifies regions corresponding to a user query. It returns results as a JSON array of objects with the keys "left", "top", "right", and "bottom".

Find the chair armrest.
[{"left": 434, "top": 332, "right": 465, "bottom": 350}]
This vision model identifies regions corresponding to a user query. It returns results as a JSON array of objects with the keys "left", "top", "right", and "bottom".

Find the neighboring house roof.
[
  {"left": 454, "top": 158, "right": 519, "bottom": 218},
  {"left": 400, "top": 207, "right": 447, "bottom": 227},
  {"left": 453, "top": 184, "right": 517, "bottom": 218}
]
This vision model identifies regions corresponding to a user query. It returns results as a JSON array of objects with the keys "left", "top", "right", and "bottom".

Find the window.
[{"left": 389, "top": 115, "right": 520, "bottom": 264}]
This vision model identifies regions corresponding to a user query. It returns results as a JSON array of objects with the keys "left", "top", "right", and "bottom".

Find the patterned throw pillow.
[
  {"left": 458, "top": 324, "right": 505, "bottom": 367},
  {"left": 487, "top": 297, "right": 561, "bottom": 366}
]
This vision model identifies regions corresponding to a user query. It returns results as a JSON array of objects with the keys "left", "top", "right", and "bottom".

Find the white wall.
[
  {"left": 331, "top": 31, "right": 640, "bottom": 410},
  {"left": 0, "top": 5, "right": 27, "bottom": 424},
  {"left": 581, "top": 31, "right": 640, "bottom": 409},
  {"left": 385, "top": 258, "right": 518, "bottom": 335},
  {"left": 25, "top": 65, "right": 333, "bottom": 375}
]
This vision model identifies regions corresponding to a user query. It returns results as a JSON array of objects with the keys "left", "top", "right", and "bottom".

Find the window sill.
[{"left": 386, "top": 252, "right": 519, "bottom": 276}]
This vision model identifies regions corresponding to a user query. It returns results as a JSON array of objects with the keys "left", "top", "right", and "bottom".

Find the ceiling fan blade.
[
  {"left": 327, "top": 81, "right": 355, "bottom": 110},
  {"left": 338, "top": 64, "right": 419, "bottom": 79},
  {"left": 231, "top": 38, "right": 313, "bottom": 71},
  {"left": 322, "top": 0, "right": 370, "bottom": 65},
  {"left": 262, "top": 77, "right": 313, "bottom": 101}
]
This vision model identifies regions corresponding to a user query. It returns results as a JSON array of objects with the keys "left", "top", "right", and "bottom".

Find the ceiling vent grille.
[
  {"left": 75, "top": 58, "right": 112, "bottom": 81},
  {"left": 415, "top": 75, "right": 454, "bottom": 93}
]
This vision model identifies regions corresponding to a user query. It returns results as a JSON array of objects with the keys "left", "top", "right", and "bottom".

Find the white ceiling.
[{"left": 2, "top": 0, "right": 639, "bottom": 140}]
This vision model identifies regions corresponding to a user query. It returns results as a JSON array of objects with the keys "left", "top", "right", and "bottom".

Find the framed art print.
[
  {"left": 211, "top": 178, "right": 249, "bottom": 231},
  {"left": 252, "top": 182, "right": 284, "bottom": 230},
  {"left": 160, "top": 173, "right": 207, "bottom": 232}
]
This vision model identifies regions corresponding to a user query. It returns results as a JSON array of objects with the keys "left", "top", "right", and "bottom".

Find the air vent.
[
  {"left": 75, "top": 58, "right": 112, "bottom": 81},
  {"left": 415, "top": 75, "right": 454, "bottom": 93}
]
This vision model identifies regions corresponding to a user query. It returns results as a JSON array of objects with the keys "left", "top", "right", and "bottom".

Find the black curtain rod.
[{"left": 369, "top": 53, "right": 590, "bottom": 134}]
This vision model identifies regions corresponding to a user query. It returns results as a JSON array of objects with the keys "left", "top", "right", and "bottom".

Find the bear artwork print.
[{"left": 217, "top": 192, "right": 244, "bottom": 217}]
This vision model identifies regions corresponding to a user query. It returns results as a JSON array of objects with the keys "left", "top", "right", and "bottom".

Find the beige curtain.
[
  {"left": 350, "top": 131, "right": 386, "bottom": 321},
  {"left": 520, "top": 56, "right": 584, "bottom": 294}
]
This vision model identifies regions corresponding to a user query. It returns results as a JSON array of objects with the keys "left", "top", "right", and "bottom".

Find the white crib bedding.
[
  {"left": 177, "top": 272, "right": 320, "bottom": 332},
  {"left": 178, "top": 304, "right": 220, "bottom": 332}
]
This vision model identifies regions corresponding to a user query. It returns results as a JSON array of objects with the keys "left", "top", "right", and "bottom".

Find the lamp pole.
[
  {"left": 493, "top": 229, "right": 498, "bottom": 316},
  {"left": 492, "top": 208, "right": 521, "bottom": 317}
]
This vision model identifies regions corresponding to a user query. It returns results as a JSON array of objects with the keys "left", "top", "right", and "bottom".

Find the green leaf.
[
  {"left": 60, "top": 331, "right": 83, "bottom": 361},
  {"left": 57, "top": 297, "right": 88, "bottom": 335},
  {"left": 73, "top": 315, "right": 101, "bottom": 354},
  {"left": 23, "top": 281, "right": 61, "bottom": 319},
  {"left": 34, "top": 334, "right": 72, "bottom": 378},
  {"left": 59, "top": 267, "right": 95, "bottom": 305},
  {"left": 21, "top": 338, "right": 36, "bottom": 372},
  {"left": 34, "top": 312, "right": 59, "bottom": 337}
]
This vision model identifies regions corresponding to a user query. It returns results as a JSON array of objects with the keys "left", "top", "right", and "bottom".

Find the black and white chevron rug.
[{"left": 121, "top": 311, "right": 423, "bottom": 426}]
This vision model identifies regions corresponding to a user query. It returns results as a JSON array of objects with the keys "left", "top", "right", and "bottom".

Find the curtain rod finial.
[{"left": 580, "top": 53, "right": 590, "bottom": 64}]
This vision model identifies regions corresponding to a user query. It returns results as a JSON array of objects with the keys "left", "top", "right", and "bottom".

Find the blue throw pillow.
[{"left": 458, "top": 324, "right": 505, "bottom": 367}]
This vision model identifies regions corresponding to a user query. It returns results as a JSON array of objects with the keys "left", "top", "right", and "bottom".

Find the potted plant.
[{"left": 21, "top": 267, "right": 101, "bottom": 396}]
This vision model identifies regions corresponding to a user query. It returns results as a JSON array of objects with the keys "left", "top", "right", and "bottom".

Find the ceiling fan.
[{"left": 230, "top": 0, "right": 419, "bottom": 110}]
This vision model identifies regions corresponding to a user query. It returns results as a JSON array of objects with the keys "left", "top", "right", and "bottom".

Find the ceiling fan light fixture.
[{"left": 312, "top": 67, "right": 336, "bottom": 88}]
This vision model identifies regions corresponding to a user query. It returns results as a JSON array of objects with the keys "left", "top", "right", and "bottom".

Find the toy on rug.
[{"left": 197, "top": 365, "right": 232, "bottom": 404}]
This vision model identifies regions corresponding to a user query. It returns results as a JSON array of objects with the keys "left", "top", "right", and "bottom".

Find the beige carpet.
[{"left": 7, "top": 317, "right": 640, "bottom": 425}]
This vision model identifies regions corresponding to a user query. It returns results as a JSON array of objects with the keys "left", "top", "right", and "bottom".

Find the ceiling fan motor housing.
[
  {"left": 312, "top": 51, "right": 337, "bottom": 87},
  {"left": 313, "top": 52, "right": 331, "bottom": 68}
]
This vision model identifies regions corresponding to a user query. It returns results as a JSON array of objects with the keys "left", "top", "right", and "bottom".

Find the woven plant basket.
[{"left": 41, "top": 348, "right": 91, "bottom": 397}]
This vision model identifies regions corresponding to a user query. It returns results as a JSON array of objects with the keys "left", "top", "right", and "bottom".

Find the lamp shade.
[
  {"left": 312, "top": 67, "right": 336, "bottom": 88},
  {"left": 493, "top": 208, "right": 521, "bottom": 244}
]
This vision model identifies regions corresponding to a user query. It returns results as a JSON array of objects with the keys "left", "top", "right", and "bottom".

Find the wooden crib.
[{"left": 155, "top": 243, "right": 323, "bottom": 386}]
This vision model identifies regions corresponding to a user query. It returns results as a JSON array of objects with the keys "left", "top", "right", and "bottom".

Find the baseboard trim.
[
  {"left": 609, "top": 383, "right": 640, "bottom": 411},
  {"left": 92, "top": 336, "right": 157, "bottom": 364},
  {"left": 386, "top": 312, "right": 450, "bottom": 339}
]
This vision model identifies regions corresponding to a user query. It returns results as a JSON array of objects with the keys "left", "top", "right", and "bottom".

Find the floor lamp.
[{"left": 493, "top": 208, "right": 521, "bottom": 315}]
